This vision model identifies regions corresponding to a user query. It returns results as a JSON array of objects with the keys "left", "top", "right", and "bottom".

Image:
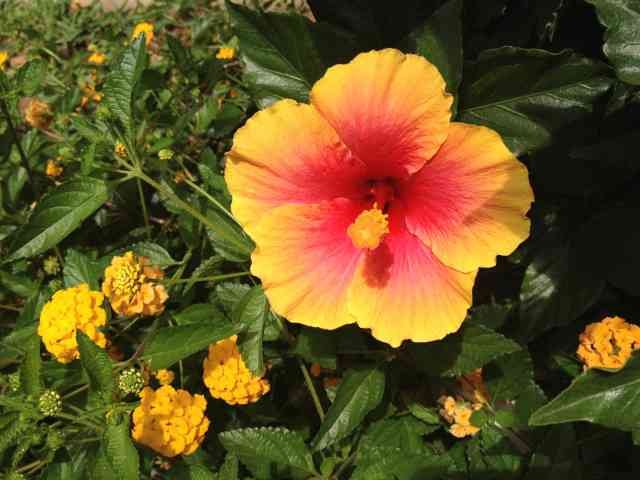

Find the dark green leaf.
[
  {"left": 219, "top": 427, "right": 318, "bottom": 477},
  {"left": 291, "top": 327, "right": 337, "bottom": 370},
  {"left": 63, "top": 249, "right": 101, "bottom": 289},
  {"left": 485, "top": 349, "right": 534, "bottom": 402},
  {"left": 217, "top": 453, "right": 239, "bottom": 480},
  {"left": 351, "top": 446, "right": 448, "bottom": 480},
  {"left": 103, "top": 416, "right": 139, "bottom": 480},
  {"left": 205, "top": 206, "right": 254, "bottom": 262},
  {"left": 234, "top": 286, "right": 268, "bottom": 376},
  {"left": 19, "top": 335, "right": 42, "bottom": 396},
  {"left": 405, "top": 0, "right": 462, "bottom": 96},
  {"left": 458, "top": 47, "right": 613, "bottom": 155},
  {"left": 103, "top": 36, "right": 148, "bottom": 134},
  {"left": 129, "top": 241, "right": 181, "bottom": 268},
  {"left": 16, "top": 288, "right": 49, "bottom": 328},
  {"left": 523, "top": 425, "right": 581, "bottom": 480},
  {"left": 4, "top": 178, "right": 109, "bottom": 263},
  {"left": 358, "top": 416, "right": 436, "bottom": 464},
  {"left": 77, "top": 330, "right": 114, "bottom": 406},
  {"left": 167, "top": 35, "right": 194, "bottom": 76},
  {"left": 407, "top": 323, "right": 521, "bottom": 377},
  {"left": 172, "top": 303, "right": 223, "bottom": 326},
  {"left": 530, "top": 354, "right": 640, "bottom": 431},
  {"left": 586, "top": 0, "right": 640, "bottom": 85},
  {"left": 17, "top": 59, "right": 47, "bottom": 95},
  {"left": 312, "top": 366, "right": 385, "bottom": 451},
  {"left": 141, "top": 318, "right": 241, "bottom": 369}
]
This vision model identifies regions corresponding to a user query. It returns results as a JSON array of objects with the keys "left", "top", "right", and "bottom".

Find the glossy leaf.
[
  {"left": 219, "top": 427, "right": 318, "bottom": 477},
  {"left": 586, "top": 0, "right": 640, "bottom": 85},
  {"left": 458, "top": 47, "right": 614, "bottom": 155},
  {"left": 312, "top": 366, "right": 385, "bottom": 451},
  {"left": 530, "top": 354, "right": 640, "bottom": 431},
  {"left": 4, "top": 178, "right": 109, "bottom": 263}
]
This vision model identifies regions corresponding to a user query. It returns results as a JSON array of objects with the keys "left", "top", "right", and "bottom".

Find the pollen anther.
[{"left": 347, "top": 206, "right": 389, "bottom": 250}]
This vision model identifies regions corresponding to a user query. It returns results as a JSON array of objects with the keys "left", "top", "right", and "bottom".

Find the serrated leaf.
[
  {"left": 234, "top": 286, "right": 268, "bottom": 376},
  {"left": 104, "top": 36, "right": 148, "bottom": 134},
  {"left": 458, "top": 47, "right": 613, "bottom": 155},
  {"left": 405, "top": 0, "right": 462, "bottom": 97},
  {"left": 586, "top": 0, "right": 640, "bottom": 85},
  {"left": 17, "top": 59, "right": 47, "bottom": 95},
  {"left": 219, "top": 427, "right": 317, "bottom": 477},
  {"left": 523, "top": 425, "right": 581, "bottom": 480},
  {"left": 77, "top": 331, "right": 114, "bottom": 406},
  {"left": 351, "top": 446, "right": 448, "bottom": 480},
  {"left": 141, "top": 318, "right": 240, "bottom": 369},
  {"left": 530, "top": 354, "right": 640, "bottom": 431},
  {"left": 485, "top": 349, "right": 534, "bottom": 402},
  {"left": 205, "top": 206, "right": 254, "bottom": 262},
  {"left": 19, "top": 335, "right": 42, "bottom": 396},
  {"left": 129, "top": 241, "right": 181, "bottom": 267},
  {"left": 312, "top": 366, "right": 385, "bottom": 451},
  {"left": 63, "top": 249, "right": 101, "bottom": 289},
  {"left": 4, "top": 178, "right": 109, "bottom": 263},
  {"left": 172, "top": 303, "right": 223, "bottom": 326},
  {"left": 407, "top": 323, "right": 521, "bottom": 377},
  {"left": 218, "top": 453, "right": 239, "bottom": 480},
  {"left": 15, "top": 288, "right": 49, "bottom": 328},
  {"left": 103, "top": 416, "right": 139, "bottom": 480}
]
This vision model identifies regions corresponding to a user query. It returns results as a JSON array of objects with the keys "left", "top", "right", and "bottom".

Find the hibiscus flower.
[{"left": 225, "top": 49, "right": 533, "bottom": 347}]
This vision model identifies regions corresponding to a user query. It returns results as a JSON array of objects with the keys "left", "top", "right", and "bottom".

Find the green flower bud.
[
  {"left": 43, "top": 256, "right": 60, "bottom": 275},
  {"left": 158, "top": 149, "right": 174, "bottom": 161},
  {"left": 5, "top": 472, "right": 25, "bottom": 480},
  {"left": 38, "top": 389, "right": 62, "bottom": 417},
  {"left": 48, "top": 278, "right": 64, "bottom": 292},
  {"left": 8, "top": 372, "right": 20, "bottom": 392},
  {"left": 46, "top": 428, "right": 65, "bottom": 450},
  {"left": 118, "top": 368, "right": 144, "bottom": 395}
]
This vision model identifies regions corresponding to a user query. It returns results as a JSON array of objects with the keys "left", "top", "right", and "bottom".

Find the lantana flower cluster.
[
  {"left": 577, "top": 316, "right": 640, "bottom": 370},
  {"left": 438, "top": 369, "right": 489, "bottom": 438}
]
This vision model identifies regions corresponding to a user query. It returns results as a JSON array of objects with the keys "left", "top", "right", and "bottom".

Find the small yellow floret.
[
  {"left": 37, "top": 284, "right": 107, "bottom": 364},
  {"left": 132, "top": 22, "right": 154, "bottom": 46},
  {"left": 114, "top": 142, "right": 127, "bottom": 158},
  {"left": 102, "top": 251, "right": 168, "bottom": 318},
  {"left": 216, "top": 47, "right": 236, "bottom": 60},
  {"left": 438, "top": 395, "right": 482, "bottom": 438},
  {"left": 132, "top": 385, "right": 210, "bottom": 457},
  {"left": 46, "top": 159, "right": 64, "bottom": 178},
  {"left": 155, "top": 369, "right": 175, "bottom": 386},
  {"left": 87, "top": 52, "right": 107, "bottom": 65},
  {"left": 203, "top": 335, "right": 270, "bottom": 405},
  {"left": 347, "top": 206, "right": 389, "bottom": 250},
  {"left": 577, "top": 316, "right": 640, "bottom": 370},
  {"left": 0, "top": 51, "right": 8, "bottom": 70}
]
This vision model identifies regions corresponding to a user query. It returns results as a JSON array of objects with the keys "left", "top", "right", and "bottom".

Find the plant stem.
[
  {"left": 55, "top": 412, "right": 102, "bottom": 431},
  {"left": 62, "top": 384, "right": 88, "bottom": 400},
  {"left": 298, "top": 358, "right": 325, "bottom": 421},
  {"left": 0, "top": 98, "right": 34, "bottom": 194},
  {"left": 136, "top": 177, "right": 152, "bottom": 240},
  {"left": 0, "top": 304, "right": 20, "bottom": 312},
  {"left": 183, "top": 177, "right": 239, "bottom": 225},
  {"left": 166, "top": 271, "right": 250, "bottom": 285}
]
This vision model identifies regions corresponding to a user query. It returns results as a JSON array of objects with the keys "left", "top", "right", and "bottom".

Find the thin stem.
[
  {"left": 0, "top": 304, "right": 20, "bottom": 312},
  {"left": 136, "top": 177, "right": 152, "bottom": 240},
  {"left": 62, "top": 384, "right": 88, "bottom": 400},
  {"left": 183, "top": 177, "right": 239, "bottom": 225},
  {"left": 55, "top": 412, "right": 102, "bottom": 431},
  {"left": 0, "top": 99, "right": 33, "bottom": 194},
  {"left": 166, "top": 271, "right": 250, "bottom": 285},
  {"left": 15, "top": 460, "right": 44, "bottom": 474},
  {"left": 298, "top": 359, "right": 325, "bottom": 421}
]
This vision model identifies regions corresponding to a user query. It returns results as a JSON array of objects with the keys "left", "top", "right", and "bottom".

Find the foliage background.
[{"left": 1, "top": 0, "right": 640, "bottom": 478}]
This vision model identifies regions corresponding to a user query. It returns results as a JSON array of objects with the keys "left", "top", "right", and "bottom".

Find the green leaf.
[
  {"left": 358, "top": 416, "right": 436, "bottom": 464},
  {"left": 586, "top": 0, "right": 640, "bottom": 85},
  {"left": 4, "top": 178, "right": 109, "bottom": 263},
  {"left": 103, "top": 36, "right": 148, "bottom": 134},
  {"left": 16, "top": 288, "right": 49, "bottom": 328},
  {"left": 515, "top": 242, "right": 605, "bottom": 342},
  {"left": 205, "top": 205, "right": 254, "bottom": 262},
  {"left": 312, "top": 366, "right": 385, "bottom": 451},
  {"left": 217, "top": 453, "right": 239, "bottom": 480},
  {"left": 142, "top": 318, "right": 240, "bottom": 369},
  {"left": 523, "top": 425, "right": 581, "bottom": 480},
  {"left": 172, "top": 303, "right": 223, "bottom": 326},
  {"left": 167, "top": 34, "right": 194, "bottom": 77},
  {"left": 407, "top": 323, "right": 521, "bottom": 377},
  {"left": 485, "top": 349, "right": 534, "bottom": 402},
  {"left": 291, "top": 327, "right": 337, "bottom": 370},
  {"left": 17, "top": 59, "right": 47, "bottom": 95},
  {"left": 19, "top": 335, "right": 42, "bottom": 396},
  {"left": 458, "top": 47, "right": 614, "bottom": 155},
  {"left": 405, "top": 0, "right": 462, "bottom": 96},
  {"left": 530, "top": 354, "right": 640, "bottom": 431},
  {"left": 103, "top": 416, "right": 139, "bottom": 480},
  {"left": 351, "top": 446, "right": 448, "bottom": 480},
  {"left": 219, "top": 427, "right": 318, "bottom": 477},
  {"left": 77, "top": 330, "right": 114, "bottom": 406},
  {"left": 63, "top": 249, "right": 101, "bottom": 289},
  {"left": 234, "top": 286, "right": 268, "bottom": 376},
  {"left": 227, "top": 1, "right": 356, "bottom": 108},
  {"left": 129, "top": 241, "right": 181, "bottom": 267}
]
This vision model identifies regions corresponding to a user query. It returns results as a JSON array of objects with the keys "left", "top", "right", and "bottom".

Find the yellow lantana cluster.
[
  {"left": 216, "top": 46, "right": 236, "bottom": 60},
  {"left": 37, "top": 284, "right": 107, "bottom": 364},
  {"left": 87, "top": 52, "right": 107, "bottom": 65},
  {"left": 132, "top": 22, "right": 154, "bottom": 46},
  {"left": 102, "top": 251, "right": 168, "bottom": 318},
  {"left": 132, "top": 385, "right": 210, "bottom": 457},
  {"left": 577, "top": 316, "right": 640, "bottom": 370},
  {"left": 46, "top": 159, "right": 64, "bottom": 178},
  {"left": 20, "top": 97, "right": 53, "bottom": 130},
  {"left": 154, "top": 369, "right": 175, "bottom": 386},
  {"left": 202, "top": 335, "right": 270, "bottom": 405},
  {"left": 438, "top": 369, "right": 489, "bottom": 438},
  {"left": 0, "top": 51, "right": 8, "bottom": 70}
]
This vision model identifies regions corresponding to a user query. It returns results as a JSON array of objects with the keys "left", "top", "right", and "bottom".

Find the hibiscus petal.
[
  {"left": 348, "top": 207, "right": 476, "bottom": 347},
  {"left": 225, "top": 99, "right": 366, "bottom": 236},
  {"left": 311, "top": 49, "right": 452, "bottom": 178},
  {"left": 403, "top": 122, "right": 533, "bottom": 272},
  {"left": 251, "top": 198, "right": 363, "bottom": 330}
]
